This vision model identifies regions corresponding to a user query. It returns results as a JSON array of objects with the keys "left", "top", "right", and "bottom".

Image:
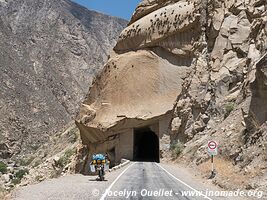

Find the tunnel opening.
[
  {"left": 133, "top": 127, "right": 159, "bottom": 162},
  {"left": 107, "top": 147, "right": 116, "bottom": 168}
]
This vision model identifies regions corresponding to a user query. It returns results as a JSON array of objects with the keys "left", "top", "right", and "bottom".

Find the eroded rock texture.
[
  {"left": 76, "top": 0, "right": 205, "bottom": 144},
  {"left": 169, "top": 0, "right": 267, "bottom": 192},
  {"left": 77, "top": 0, "right": 267, "bottom": 190},
  {"left": 0, "top": 0, "right": 127, "bottom": 159}
]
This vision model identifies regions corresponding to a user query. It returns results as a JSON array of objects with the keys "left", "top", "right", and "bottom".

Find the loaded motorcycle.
[{"left": 90, "top": 154, "right": 110, "bottom": 181}]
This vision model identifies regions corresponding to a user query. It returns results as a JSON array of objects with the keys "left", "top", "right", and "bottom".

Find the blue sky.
[{"left": 73, "top": 0, "right": 141, "bottom": 20}]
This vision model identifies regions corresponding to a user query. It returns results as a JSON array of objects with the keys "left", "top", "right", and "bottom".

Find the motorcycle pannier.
[{"left": 90, "top": 164, "right": 96, "bottom": 173}]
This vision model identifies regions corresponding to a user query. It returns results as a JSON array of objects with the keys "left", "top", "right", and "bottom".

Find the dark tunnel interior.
[{"left": 133, "top": 127, "right": 159, "bottom": 163}]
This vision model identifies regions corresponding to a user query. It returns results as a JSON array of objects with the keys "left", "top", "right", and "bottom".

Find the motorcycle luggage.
[
  {"left": 90, "top": 164, "right": 96, "bottom": 173},
  {"left": 92, "top": 154, "right": 105, "bottom": 160},
  {"left": 104, "top": 163, "right": 109, "bottom": 171}
]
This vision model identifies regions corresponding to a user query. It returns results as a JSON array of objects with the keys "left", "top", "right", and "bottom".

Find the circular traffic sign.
[{"left": 208, "top": 141, "right": 217, "bottom": 150}]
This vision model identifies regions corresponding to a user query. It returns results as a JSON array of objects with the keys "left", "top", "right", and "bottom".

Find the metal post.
[
  {"left": 209, "top": 155, "right": 216, "bottom": 178},
  {"left": 211, "top": 155, "right": 214, "bottom": 173}
]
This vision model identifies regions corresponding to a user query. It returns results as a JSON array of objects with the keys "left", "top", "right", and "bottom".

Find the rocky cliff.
[
  {"left": 0, "top": 0, "right": 127, "bottom": 159},
  {"left": 77, "top": 0, "right": 266, "bottom": 192},
  {"left": 168, "top": 0, "right": 267, "bottom": 191}
]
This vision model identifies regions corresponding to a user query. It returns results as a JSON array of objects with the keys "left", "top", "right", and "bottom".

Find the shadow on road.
[{"left": 88, "top": 178, "right": 108, "bottom": 182}]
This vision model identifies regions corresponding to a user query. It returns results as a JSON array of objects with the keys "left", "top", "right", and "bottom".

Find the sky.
[{"left": 73, "top": 0, "right": 141, "bottom": 20}]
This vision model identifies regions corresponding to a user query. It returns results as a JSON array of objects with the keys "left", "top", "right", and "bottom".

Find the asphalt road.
[
  {"left": 102, "top": 162, "right": 226, "bottom": 200},
  {"left": 12, "top": 162, "right": 254, "bottom": 200}
]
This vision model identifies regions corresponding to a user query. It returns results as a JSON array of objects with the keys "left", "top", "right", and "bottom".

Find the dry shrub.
[
  {"left": 198, "top": 157, "right": 248, "bottom": 186},
  {"left": 0, "top": 188, "right": 8, "bottom": 200}
]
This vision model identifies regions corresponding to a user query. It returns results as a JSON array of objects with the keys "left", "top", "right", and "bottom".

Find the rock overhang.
[
  {"left": 115, "top": 1, "right": 201, "bottom": 53},
  {"left": 76, "top": 49, "right": 191, "bottom": 144},
  {"left": 75, "top": 1, "right": 204, "bottom": 146}
]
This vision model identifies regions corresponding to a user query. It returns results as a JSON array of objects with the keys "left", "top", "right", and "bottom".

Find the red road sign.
[
  {"left": 208, "top": 140, "right": 218, "bottom": 156},
  {"left": 208, "top": 141, "right": 217, "bottom": 150}
]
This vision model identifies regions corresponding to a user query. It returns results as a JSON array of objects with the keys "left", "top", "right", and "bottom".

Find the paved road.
[
  {"left": 12, "top": 162, "right": 253, "bottom": 200},
  {"left": 102, "top": 162, "right": 223, "bottom": 200}
]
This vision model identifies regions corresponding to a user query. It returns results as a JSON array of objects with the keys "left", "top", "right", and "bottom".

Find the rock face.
[
  {"left": 248, "top": 54, "right": 267, "bottom": 130},
  {"left": 166, "top": 0, "right": 266, "bottom": 192},
  {"left": 76, "top": 0, "right": 204, "bottom": 167},
  {"left": 115, "top": 1, "right": 201, "bottom": 53},
  {"left": 0, "top": 0, "right": 127, "bottom": 159},
  {"left": 77, "top": 0, "right": 267, "bottom": 190}
]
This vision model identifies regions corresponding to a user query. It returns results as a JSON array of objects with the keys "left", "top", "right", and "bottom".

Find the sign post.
[
  {"left": 208, "top": 140, "right": 218, "bottom": 178},
  {"left": 211, "top": 155, "right": 214, "bottom": 174}
]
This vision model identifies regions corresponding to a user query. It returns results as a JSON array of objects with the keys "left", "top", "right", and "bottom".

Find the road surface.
[
  {"left": 12, "top": 162, "right": 253, "bottom": 200},
  {"left": 102, "top": 162, "right": 224, "bottom": 200}
]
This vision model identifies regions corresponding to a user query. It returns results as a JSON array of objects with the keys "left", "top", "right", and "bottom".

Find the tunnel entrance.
[{"left": 133, "top": 127, "right": 159, "bottom": 162}]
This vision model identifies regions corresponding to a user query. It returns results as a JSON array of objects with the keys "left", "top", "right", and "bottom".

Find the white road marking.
[
  {"left": 100, "top": 162, "right": 135, "bottom": 200},
  {"left": 156, "top": 163, "right": 213, "bottom": 200}
]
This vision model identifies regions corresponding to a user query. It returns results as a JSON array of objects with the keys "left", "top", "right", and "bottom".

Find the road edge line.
[
  {"left": 100, "top": 162, "right": 135, "bottom": 200},
  {"left": 155, "top": 163, "right": 213, "bottom": 200}
]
